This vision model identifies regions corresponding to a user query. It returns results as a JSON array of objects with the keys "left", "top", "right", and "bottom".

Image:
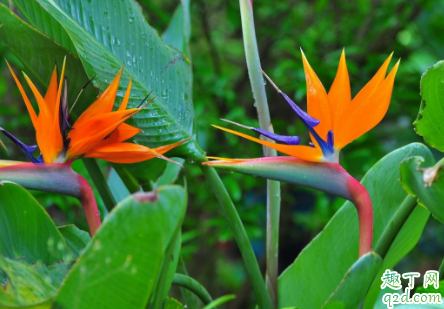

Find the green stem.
[
  {"left": 239, "top": 0, "right": 280, "bottom": 304},
  {"left": 172, "top": 274, "right": 213, "bottom": 306},
  {"left": 200, "top": 165, "right": 273, "bottom": 309},
  {"left": 177, "top": 257, "right": 200, "bottom": 308},
  {"left": 374, "top": 195, "right": 417, "bottom": 258},
  {"left": 82, "top": 158, "right": 117, "bottom": 212}
]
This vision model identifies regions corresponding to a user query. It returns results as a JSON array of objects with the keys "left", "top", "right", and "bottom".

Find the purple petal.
[
  {"left": 327, "top": 130, "right": 334, "bottom": 149},
  {"left": 0, "top": 128, "right": 40, "bottom": 163},
  {"left": 59, "top": 77, "right": 72, "bottom": 135},
  {"left": 252, "top": 128, "right": 300, "bottom": 145},
  {"left": 280, "top": 92, "right": 320, "bottom": 128}
]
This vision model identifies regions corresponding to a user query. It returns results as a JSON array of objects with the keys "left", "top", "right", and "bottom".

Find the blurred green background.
[{"left": 1, "top": 0, "right": 444, "bottom": 306}]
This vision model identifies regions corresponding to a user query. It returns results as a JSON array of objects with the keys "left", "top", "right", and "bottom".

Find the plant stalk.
[
  {"left": 239, "top": 0, "right": 280, "bottom": 304},
  {"left": 203, "top": 157, "right": 374, "bottom": 257},
  {"left": 200, "top": 164, "right": 273, "bottom": 309},
  {"left": 374, "top": 195, "right": 417, "bottom": 258},
  {"left": 172, "top": 273, "right": 213, "bottom": 305},
  {"left": 0, "top": 162, "right": 101, "bottom": 235}
]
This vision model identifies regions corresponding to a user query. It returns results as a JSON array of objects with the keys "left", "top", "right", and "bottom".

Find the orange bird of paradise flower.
[
  {"left": 211, "top": 50, "right": 399, "bottom": 163},
  {"left": 2, "top": 59, "right": 186, "bottom": 165}
]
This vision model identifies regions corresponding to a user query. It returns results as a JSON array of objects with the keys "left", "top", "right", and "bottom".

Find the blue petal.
[
  {"left": 252, "top": 128, "right": 300, "bottom": 145},
  {"left": 0, "top": 128, "right": 41, "bottom": 163}
]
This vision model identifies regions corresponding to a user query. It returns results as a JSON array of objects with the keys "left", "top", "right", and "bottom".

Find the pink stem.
[
  {"left": 77, "top": 174, "right": 101, "bottom": 236},
  {"left": 347, "top": 176, "right": 373, "bottom": 257},
  {"left": 0, "top": 163, "right": 101, "bottom": 236}
]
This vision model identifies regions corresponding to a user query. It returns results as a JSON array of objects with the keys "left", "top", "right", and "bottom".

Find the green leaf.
[
  {"left": 162, "top": 0, "right": 191, "bottom": 56},
  {"left": 0, "top": 182, "right": 71, "bottom": 264},
  {"left": 202, "top": 295, "right": 236, "bottom": 309},
  {"left": 153, "top": 159, "right": 185, "bottom": 188},
  {"left": 107, "top": 168, "right": 131, "bottom": 203},
  {"left": 58, "top": 225, "right": 91, "bottom": 258},
  {"left": 0, "top": 3, "right": 97, "bottom": 107},
  {"left": 0, "top": 256, "right": 55, "bottom": 308},
  {"left": 278, "top": 143, "right": 434, "bottom": 309},
  {"left": 35, "top": 0, "right": 203, "bottom": 159},
  {"left": 415, "top": 60, "right": 444, "bottom": 152},
  {"left": 323, "top": 252, "right": 382, "bottom": 308},
  {"left": 400, "top": 157, "right": 444, "bottom": 223},
  {"left": 53, "top": 185, "right": 187, "bottom": 309},
  {"left": 11, "top": 0, "right": 77, "bottom": 55},
  {"left": 164, "top": 298, "right": 185, "bottom": 309}
]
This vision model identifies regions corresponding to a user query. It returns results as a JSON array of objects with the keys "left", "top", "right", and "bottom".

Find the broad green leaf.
[
  {"left": 400, "top": 157, "right": 444, "bottom": 223},
  {"left": 53, "top": 185, "right": 187, "bottom": 309},
  {"left": 0, "top": 182, "right": 71, "bottom": 264},
  {"left": 35, "top": 0, "right": 203, "bottom": 159},
  {"left": 414, "top": 60, "right": 444, "bottom": 152},
  {"left": 0, "top": 3, "right": 97, "bottom": 106},
  {"left": 11, "top": 0, "right": 77, "bottom": 55},
  {"left": 58, "top": 225, "right": 91, "bottom": 258},
  {"left": 0, "top": 256, "right": 55, "bottom": 308},
  {"left": 323, "top": 252, "right": 382, "bottom": 308},
  {"left": 278, "top": 143, "right": 434, "bottom": 309},
  {"left": 364, "top": 206, "right": 430, "bottom": 309}
]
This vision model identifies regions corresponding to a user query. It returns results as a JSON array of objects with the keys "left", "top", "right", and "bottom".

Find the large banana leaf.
[{"left": 35, "top": 0, "right": 203, "bottom": 159}]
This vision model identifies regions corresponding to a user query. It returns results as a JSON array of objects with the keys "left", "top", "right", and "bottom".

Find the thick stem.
[
  {"left": 83, "top": 158, "right": 117, "bottom": 211},
  {"left": 239, "top": 0, "right": 280, "bottom": 303},
  {"left": 374, "top": 195, "right": 417, "bottom": 258},
  {"left": 200, "top": 164, "right": 273, "bottom": 309},
  {"left": 172, "top": 274, "right": 213, "bottom": 305},
  {"left": 204, "top": 157, "right": 375, "bottom": 257},
  {"left": 0, "top": 162, "right": 101, "bottom": 235}
]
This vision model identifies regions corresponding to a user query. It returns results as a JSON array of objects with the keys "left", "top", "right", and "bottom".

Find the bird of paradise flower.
[{"left": 205, "top": 50, "right": 399, "bottom": 256}]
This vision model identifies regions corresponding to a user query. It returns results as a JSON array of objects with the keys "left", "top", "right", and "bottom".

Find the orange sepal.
[
  {"left": 96, "top": 123, "right": 142, "bottom": 146},
  {"left": 44, "top": 66, "right": 59, "bottom": 114},
  {"left": 301, "top": 50, "right": 331, "bottom": 143},
  {"left": 75, "top": 66, "right": 124, "bottom": 126},
  {"left": 84, "top": 139, "right": 187, "bottom": 164},
  {"left": 67, "top": 108, "right": 140, "bottom": 157},
  {"left": 23, "top": 71, "right": 64, "bottom": 163},
  {"left": 335, "top": 59, "right": 400, "bottom": 148},
  {"left": 328, "top": 49, "right": 351, "bottom": 129},
  {"left": 5, "top": 60, "right": 38, "bottom": 129},
  {"left": 213, "top": 125, "right": 323, "bottom": 162}
]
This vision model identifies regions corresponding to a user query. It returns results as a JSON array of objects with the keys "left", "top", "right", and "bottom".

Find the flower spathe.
[
  {"left": 3, "top": 59, "right": 186, "bottom": 165},
  {"left": 211, "top": 50, "right": 399, "bottom": 163}
]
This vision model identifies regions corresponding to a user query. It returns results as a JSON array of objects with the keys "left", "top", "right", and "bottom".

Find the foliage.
[{"left": 0, "top": 0, "right": 444, "bottom": 308}]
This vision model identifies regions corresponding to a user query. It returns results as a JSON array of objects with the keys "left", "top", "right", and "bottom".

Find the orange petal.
[
  {"left": 301, "top": 51, "right": 332, "bottom": 146},
  {"left": 118, "top": 79, "right": 132, "bottom": 111},
  {"left": 328, "top": 49, "right": 351, "bottom": 129},
  {"left": 335, "top": 59, "right": 400, "bottom": 148},
  {"left": 213, "top": 125, "right": 323, "bottom": 162},
  {"left": 5, "top": 60, "right": 38, "bottom": 129},
  {"left": 44, "top": 66, "right": 59, "bottom": 115},
  {"left": 75, "top": 66, "right": 124, "bottom": 126},
  {"left": 84, "top": 139, "right": 186, "bottom": 164}
]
